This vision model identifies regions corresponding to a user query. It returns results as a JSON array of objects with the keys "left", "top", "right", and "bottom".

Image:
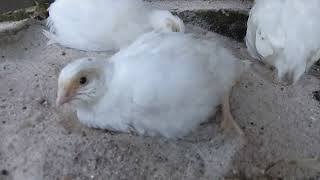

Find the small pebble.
[
  {"left": 1, "top": 56, "right": 4, "bottom": 58},
  {"left": 1, "top": 169, "right": 8, "bottom": 176},
  {"left": 38, "top": 99, "right": 47, "bottom": 105},
  {"left": 2, "top": 121, "right": 6, "bottom": 124},
  {"left": 62, "top": 51, "right": 66, "bottom": 56},
  {"left": 313, "top": 91, "right": 320, "bottom": 102},
  {"left": 22, "top": 106, "right": 27, "bottom": 110},
  {"left": 9, "top": 88, "right": 13, "bottom": 92},
  {"left": 24, "top": 48, "right": 28, "bottom": 51}
]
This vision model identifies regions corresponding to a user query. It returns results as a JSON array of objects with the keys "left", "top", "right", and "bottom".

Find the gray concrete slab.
[{"left": 0, "top": 1, "right": 319, "bottom": 179}]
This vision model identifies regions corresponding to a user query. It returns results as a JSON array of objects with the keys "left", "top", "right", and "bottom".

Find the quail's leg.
[{"left": 220, "top": 92, "right": 244, "bottom": 137}]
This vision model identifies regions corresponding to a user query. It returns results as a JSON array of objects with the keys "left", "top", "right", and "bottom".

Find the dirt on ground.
[{"left": 0, "top": 4, "right": 320, "bottom": 180}]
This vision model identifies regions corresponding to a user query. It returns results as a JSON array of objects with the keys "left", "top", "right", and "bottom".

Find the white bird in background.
[
  {"left": 56, "top": 32, "right": 245, "bottom": 138},
  {"left": 246, "top": 0, "right": 320, "bottom": 84},
  {"left": 44, "top": 0, "right": 185, "bottom": 51}
]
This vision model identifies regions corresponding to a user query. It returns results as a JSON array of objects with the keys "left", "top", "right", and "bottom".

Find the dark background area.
[
  {"left": 0, "top": 0, "right": 54, "bottom": 13},
  {"left": 0, "top": 0, "right": 34, "bottom": 13}
]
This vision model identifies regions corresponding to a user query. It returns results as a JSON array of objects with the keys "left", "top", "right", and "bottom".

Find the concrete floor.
[
  {"left": 0, "top": 0, "right": 319, "bottom": 179},
  {"left": 1, "top": 19, "right": 320, "bottom": 180}
]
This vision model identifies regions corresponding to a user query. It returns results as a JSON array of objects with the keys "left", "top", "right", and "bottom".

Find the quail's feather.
[
  {"left": 45, "top": 0, "right": 185, "bottom": 51},
  {"left": 246, "top": 0, "right": 320, "bottom": 83}
]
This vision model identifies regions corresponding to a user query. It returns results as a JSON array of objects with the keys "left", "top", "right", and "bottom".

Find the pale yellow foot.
[{"left": 220, "top": 93, "right": 245, "bottom": 137}]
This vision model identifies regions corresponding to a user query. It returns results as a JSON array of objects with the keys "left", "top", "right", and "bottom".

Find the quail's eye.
[{"left": 79, "top": 77, "right": 87, "bottom": 85}]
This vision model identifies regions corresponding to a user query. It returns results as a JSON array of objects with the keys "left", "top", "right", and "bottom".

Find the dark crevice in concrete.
[
  {"left": 177, "top": 9, "right": 249, "bottom": 42},
  {"left": 0, "top": 0, "right": 53, "bottom": 14},
  {"left": 0, "top": 2, "right": 49, "bottom": 22}
]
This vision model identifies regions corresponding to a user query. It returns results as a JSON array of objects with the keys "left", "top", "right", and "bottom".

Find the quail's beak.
[
  {"left": 56, "top": 85, "right": 77, "bottom": 106},
  {"left": 56, "top": 92, "right": 71, "bottom": 106}
]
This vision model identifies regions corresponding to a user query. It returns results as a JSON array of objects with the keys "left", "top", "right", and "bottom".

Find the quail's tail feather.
[
  {"left": 149, "top": 10, "right": 185, "bottom": 33},
  {"left": 43, "top": 30, "right": 58, "bottom": 45}
]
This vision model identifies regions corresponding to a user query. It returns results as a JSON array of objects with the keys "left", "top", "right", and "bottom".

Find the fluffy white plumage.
[
  {"left": 45, "top": 0, "right": 185, "bottom": 51},
  {"left": 56, "top": 32, "right": 243, "bottom": 138},
  {"left": 246, "top": 0, "right": 320, "bottom": 83}
]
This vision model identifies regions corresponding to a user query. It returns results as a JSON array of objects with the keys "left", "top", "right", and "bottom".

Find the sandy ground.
[{"left": 0, "top": 8, "right": 320, "bottom": 180}]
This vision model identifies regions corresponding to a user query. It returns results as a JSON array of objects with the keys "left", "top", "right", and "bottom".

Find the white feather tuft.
[{"left": 149, "top": 10, "right": 185, "bottom": 33}]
